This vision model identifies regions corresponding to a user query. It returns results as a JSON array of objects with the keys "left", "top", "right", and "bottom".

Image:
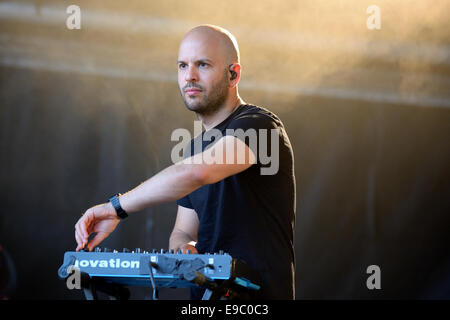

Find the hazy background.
[{"left": 0, "top": 0, "right": 449, "bottom": 299}]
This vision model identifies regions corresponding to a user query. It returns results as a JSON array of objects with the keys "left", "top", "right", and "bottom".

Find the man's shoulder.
[{"left": 232, "top": 104, "right": 283, "bottom": 127}]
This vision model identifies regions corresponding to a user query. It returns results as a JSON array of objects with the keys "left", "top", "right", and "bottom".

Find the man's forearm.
[{"left": 118, "top": 162, "right": 205, "bottom": 214}]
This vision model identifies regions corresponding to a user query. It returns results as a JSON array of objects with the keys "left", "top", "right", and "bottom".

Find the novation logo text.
[{"left": 74, "top": 258, "right": 140, "bottom": 269}]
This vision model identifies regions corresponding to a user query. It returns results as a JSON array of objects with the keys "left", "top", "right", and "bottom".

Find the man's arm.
[
  {"left": 75, "top": 135, "right": 255, "bottom": 251},
  {"left": 117, "top": 135, "right": 255, "bottom": 212},
  {"left": 169, "top": 205, "right": 199, "bottom": 253}
]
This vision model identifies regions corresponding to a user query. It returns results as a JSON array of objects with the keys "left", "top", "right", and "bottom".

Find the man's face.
[{"left": 177, "top": 35, "right": 230, "bottom": 116}]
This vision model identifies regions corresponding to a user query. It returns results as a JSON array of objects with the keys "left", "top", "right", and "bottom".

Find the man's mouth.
[{"left": 185, "top": 88, "right": 202, "bottom": 96}]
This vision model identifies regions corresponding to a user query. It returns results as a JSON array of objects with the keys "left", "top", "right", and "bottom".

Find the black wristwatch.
[{"left": 109, "top": 193, "right": 128, "bottom": 219}]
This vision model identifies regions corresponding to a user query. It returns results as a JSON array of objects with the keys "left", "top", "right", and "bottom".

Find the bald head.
[
  {"left": 177, "top": 25, "right": 242, "bottom": 117},
  {"left": 180, "top": 25, "right": 240, "bottom": 66}
]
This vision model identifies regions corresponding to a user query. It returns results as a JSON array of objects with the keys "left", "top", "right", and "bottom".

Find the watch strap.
[{"left": 109, "top": 194, "right": 128, "bottom": 219}]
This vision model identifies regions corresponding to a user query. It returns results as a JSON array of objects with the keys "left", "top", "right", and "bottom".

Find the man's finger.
[
  {"left": 87, "top": 232, "right": 108, "bottom": 251},
  {"left": 78, "top": 215, "right": 91, "bottom": 244},
  {"left": 75, "top": 230, "right": 83, "bottom": 251},
  {"left": 182, "top": 245, "right": 198, "bottom": 254},
  {"left": 75, "top": 220, "right": 88, "bottom": 248}
]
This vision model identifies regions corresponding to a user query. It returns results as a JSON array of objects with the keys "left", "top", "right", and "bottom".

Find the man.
[{"left": 74, "top": 25, "right": 296, "bottom": 299}]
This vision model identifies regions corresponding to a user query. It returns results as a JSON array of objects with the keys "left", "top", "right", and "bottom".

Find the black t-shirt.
[{"left": 177, "top": 104, "right": 296, "bottom": 299}]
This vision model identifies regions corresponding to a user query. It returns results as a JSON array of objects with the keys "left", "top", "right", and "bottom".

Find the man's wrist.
[{"left": 109, "top": 194, "right": 129, "bottom": 219}]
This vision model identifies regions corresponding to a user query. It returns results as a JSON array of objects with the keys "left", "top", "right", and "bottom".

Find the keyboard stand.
[{"left": 82, "top": 276, "right": 130, "bottom": 300}]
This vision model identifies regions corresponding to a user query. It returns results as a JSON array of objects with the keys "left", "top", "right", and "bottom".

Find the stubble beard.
[{"left": 180, "top": 70, "right": 229, "bottom": 117}]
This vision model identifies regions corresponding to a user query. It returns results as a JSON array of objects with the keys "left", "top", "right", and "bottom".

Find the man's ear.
[{"left": 228, "top": 63, "right": 241, "bottom": 86}]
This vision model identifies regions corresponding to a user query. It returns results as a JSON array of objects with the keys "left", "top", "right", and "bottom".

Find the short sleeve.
[
  {"left": 224, "top": 113, "right": 280, "bottom": 166},
  {"left": 176, "top": 195, "right": 194, "bottom": 209}
]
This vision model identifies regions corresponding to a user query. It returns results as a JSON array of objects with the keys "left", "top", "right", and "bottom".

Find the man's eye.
[
  {"left": 178, "top": 63, "right": 187, "bottom": 69},
  {"left": 199, "top": 63, "right": 208, "bottom": 68}
]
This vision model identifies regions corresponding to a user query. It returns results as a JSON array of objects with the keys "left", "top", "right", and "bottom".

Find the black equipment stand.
[{"left": 82, "top": 276, "right": 130, "bottom": 300}]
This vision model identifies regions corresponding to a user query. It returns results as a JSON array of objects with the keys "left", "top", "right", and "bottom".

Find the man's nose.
[{"left": 185, "top": 65, "right": 199, "bottom": 82}]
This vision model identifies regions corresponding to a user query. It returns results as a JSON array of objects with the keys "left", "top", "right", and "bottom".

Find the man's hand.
[
  {"left": 75, "top": 202, "right": 120, "bottom": 251},
  {"left": 180, "top": 241, "right": 199, "bottom": 254},
  {"left": 169, "top": 206, "right": 199, "bottom": 254}
]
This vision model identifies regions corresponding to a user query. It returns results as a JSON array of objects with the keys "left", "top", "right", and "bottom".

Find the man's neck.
[{"left": 198, "top": 96, "right": 244, "bottom": 131}]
